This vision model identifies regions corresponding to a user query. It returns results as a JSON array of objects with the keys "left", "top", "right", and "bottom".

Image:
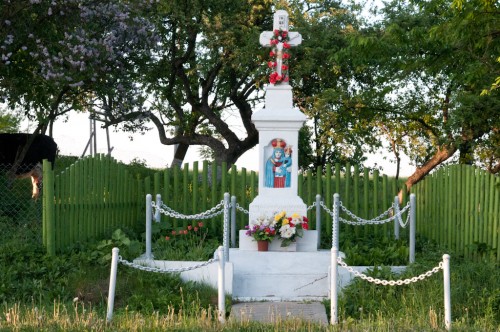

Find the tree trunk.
[
  {"left": 170, "top": 143, "right": 189, "bottom": 168},
  {"left": 398, "top": 145, "right": 457, "bottom": 202}
]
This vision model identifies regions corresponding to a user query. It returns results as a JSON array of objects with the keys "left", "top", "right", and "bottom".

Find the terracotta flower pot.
[{"left": 257, "top": 240, "right": 269, "bottom": 252}]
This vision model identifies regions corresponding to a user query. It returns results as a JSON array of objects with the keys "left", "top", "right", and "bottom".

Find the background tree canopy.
[{"left": 1, "top": 0, "right": 498, "bottom": 188}]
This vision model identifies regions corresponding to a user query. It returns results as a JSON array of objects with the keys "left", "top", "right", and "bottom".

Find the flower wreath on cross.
[{"left": 268, "top": 29, "right": 291, "bottom": 85}]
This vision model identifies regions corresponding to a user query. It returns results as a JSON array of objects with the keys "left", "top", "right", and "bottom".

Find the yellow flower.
[
  {"left": 282, "top": 218, "right": 289, "bottom": 225},
  {"left": 275, "top": 211, "right": 286, "bottom": 221},
  {"left": 291, "top": 213, "right": 300, "bottom": 219}
]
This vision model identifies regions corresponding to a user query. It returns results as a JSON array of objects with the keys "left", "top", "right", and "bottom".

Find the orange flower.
[
  {"left": 188, "top": 225, "right": 193, "bottom": 230},
  {"left": 165, "top": 236, "right": 170, "bottom": 241},
  {"left": 198, "top": 221, "right": 204, "bottom": 227},
  {"left": 171, "top": 230, "right": 176, "bottom": 235}
]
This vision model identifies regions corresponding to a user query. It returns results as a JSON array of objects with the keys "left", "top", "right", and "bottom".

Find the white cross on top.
[{"left": 260, "top": 10, "right": 302, "bottom": 85}]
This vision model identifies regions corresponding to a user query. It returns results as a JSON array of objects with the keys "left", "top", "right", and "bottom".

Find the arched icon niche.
[{"left": 264, "top": 138, "right": 293, "bottom": 188}]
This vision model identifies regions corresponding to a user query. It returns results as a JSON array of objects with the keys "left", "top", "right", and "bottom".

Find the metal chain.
[
  {"left": 118, "top": 256, "right": 218, "bottom": 273},
  {"left": 153, "top": 200, "right": 225, "bottom": 220},
  {"left": 398, "top": 213, "right": 411, "bottom": 228},
  {"left": 307, "top": 201, "right": 317, "bottom": 211},
  {"left": 320, "top": 201, "right": 334, "bottom": 216},
  {"left": 337, "top": 257, "right": 443, "bottom": 286},
  {"left": 337, "top": 201, "right": 410, "bottom": 226},
  {"left": 235, "top": 203, "right": 249, "bottom": 214}
]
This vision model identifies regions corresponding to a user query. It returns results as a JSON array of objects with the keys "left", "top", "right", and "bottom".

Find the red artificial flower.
[
  {"left": 290, "top": 222, "right": 295, "bottom": 227},
  {"left": 282, "top": 64, "right": 288, "bottom": 70},
  {"left": 282, "top": 31, "right": 288, "bottom": 38},
  {"left": 282, "top": 52, "right": 290, "bottom": 59},
  {"left": 303, "top": 217, "right": 309, "bottom": 223},
  {"left": 283, "top": 42, "right": 290, "bottom": 49},
  {"left": 276, "top": 74, "right": 282, "bottom": 81},
  {"left": 274, "top": 29, "right": 280, "bottom": 36},
  {"left": 269, "top": 71, "right": 279, "bottom": 84},
  {"left": 283, "top": 76, "right": 289, "bottom": 82},
  {"left": 270, "top": 51, "right": 275, "bottom": 57},
  {"left": 270, "top": 39, "right": 278, "bottom": 45},
  {"left": 303, "top": 223, "right": 309, "bottom": 230}
]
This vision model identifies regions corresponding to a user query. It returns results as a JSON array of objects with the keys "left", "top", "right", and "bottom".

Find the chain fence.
[
  {"left": 337, "top": 256, "right": 443, "bottom": 286},
  {"left": 0, "top": 164, "right": 42, "bottom": 244},
  {"left": 119, "top": 255, "right": 219, "bottom": 273},
  {"left": 155, "top": 200, "right": 226, "bottom": 220}
]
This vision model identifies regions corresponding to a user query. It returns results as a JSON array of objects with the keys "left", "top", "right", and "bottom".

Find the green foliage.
[
  {"left": 151, "top": 221, "right": 219, "bottom": 261},
  {"left": 342, "top": 0, "right": 500, "bottom": 178},
  {"left": 341, "top": 237, "right": 409, "bottom": 266},
  {"left": 0, "top": 242, "right": 77, "bottom": 303},
  {"left": 0, "top": 111, "right": 20, "bottom": 132},
  {"left": 91, "top": 229, "right": 143, "bottom": 265}
]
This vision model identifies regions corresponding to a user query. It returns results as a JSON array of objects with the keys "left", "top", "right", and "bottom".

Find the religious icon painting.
[{"left": 264, "top": 138, "right": 292, "bottom": 188}]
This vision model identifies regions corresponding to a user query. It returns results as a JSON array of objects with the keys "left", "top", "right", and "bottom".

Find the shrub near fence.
[{"left": 412, "top": 164, "right": 500, "bottom": 262}]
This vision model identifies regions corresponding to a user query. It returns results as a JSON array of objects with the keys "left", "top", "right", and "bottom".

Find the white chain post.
[
  {"left": 394, "top": 196, "right": 400, "bottom": 240},
  {"left": 231, "top": 196, "right": 237, "bottom": 248},
  {"left": 316, "top": 194, "right": 321, "bottom": 249},
  {"left": 145, "top": 194, "right": 152, "bottom": 260},
  {"left": 333, "top": 194, "right": 340, "bottom": 250},
  {"left": 410, "top": 194, "right": 416, "bottom": 264},
  {"left": 443, "top": 254, "right": 451, "bottom": 330},
  {"left": 106, "top": 247, "right": 119, "bottom": 322},
  {"left": 223, "top": 193, "right": 230, "bottom": 262},
  {"left": 217, "top": 246, "right": 226, "bottom": 324},
  {"left": 155, "top": 194, "right": 162, "bottom": 222},
  {"left": 331, "top": 247, "right": 338, "bottom": 325}
]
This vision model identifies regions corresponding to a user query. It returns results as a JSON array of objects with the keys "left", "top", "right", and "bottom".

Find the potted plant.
[{"left": 245, "top": 216, "right": 276, "bottom": 251}]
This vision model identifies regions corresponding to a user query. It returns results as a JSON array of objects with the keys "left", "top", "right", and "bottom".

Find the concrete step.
[{"left": 230, "top": 301, "right": 328, "bottom": 325}]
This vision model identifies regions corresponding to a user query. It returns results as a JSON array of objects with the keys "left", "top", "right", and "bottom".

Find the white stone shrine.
[{"left": 239, "top": 10, "right": 318, "bottom": 252}]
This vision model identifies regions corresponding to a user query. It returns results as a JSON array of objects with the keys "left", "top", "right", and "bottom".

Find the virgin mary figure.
[{"left": 265, "top": 139, "right": 290, "bottom": 188}]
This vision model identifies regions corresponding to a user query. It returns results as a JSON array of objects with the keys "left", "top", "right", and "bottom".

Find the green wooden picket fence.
[
  {"left": 42, "top": 155, "right": 146, "bottom": 255},
  {"left": 411, "top": 164, "right": 500, "bottom": 262},
  {"left": 42, "top": 155, "right": 407, "bottom": 254},
  {"left": 45, "top": 156, "right": 500, "bottom": 262}
]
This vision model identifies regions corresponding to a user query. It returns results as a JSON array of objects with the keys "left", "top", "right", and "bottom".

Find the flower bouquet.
[
  {"left": 245, "top": 216, "right": 276, "bottom": 242},
  {"left": 273, "top": 211, "right": 309, "bottom": 247}
]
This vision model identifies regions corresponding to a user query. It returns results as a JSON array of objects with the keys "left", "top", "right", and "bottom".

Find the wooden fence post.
[{"left": 43, "top": 159, "right": 55, "bottom": 255}]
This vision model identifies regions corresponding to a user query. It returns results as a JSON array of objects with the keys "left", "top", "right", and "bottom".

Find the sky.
[{"left": 21, "top": 110, "right": 416, "bottom": 177}]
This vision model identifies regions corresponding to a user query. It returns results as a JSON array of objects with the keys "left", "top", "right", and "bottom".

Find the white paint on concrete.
[{"left": 133, "top": 259, "right": 233, "bottom": 294}]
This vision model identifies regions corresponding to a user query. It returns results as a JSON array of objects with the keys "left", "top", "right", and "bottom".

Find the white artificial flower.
[{"left": 279, "top": 224, "right": 295, "bottom": 239}]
